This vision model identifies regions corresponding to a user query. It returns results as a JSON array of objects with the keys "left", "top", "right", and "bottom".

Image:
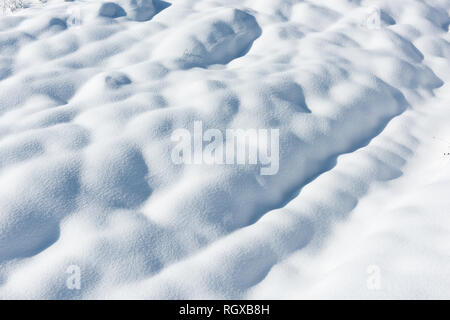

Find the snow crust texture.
[{"left": 0, "top": 0, "right": 449, "bottom": 299}]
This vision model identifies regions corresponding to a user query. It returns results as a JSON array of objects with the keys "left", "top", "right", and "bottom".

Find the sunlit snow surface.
[{"left": 0, "top": 0, "right": 449, "bottom": 299}]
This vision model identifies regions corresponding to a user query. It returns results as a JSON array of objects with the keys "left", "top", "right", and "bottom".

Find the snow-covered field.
[{"left": 0, "top": 0, "right": 449, "bottom": 299}]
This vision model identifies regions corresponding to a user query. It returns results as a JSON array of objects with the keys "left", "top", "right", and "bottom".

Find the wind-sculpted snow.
[
  {"left": 152, "top": 8, "right": 262, "bottom": 69},
  {"left": 0, "top": 0, "right": 449, "bottom": 299}
]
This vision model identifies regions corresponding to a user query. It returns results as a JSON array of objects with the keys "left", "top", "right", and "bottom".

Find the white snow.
[{"left": 0, "top": 0, "right": 449, "bottom": 299}]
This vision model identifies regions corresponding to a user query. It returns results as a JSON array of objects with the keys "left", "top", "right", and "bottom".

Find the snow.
[{"left": 0, "top": 0, "right": 449, "bottom": 299}]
